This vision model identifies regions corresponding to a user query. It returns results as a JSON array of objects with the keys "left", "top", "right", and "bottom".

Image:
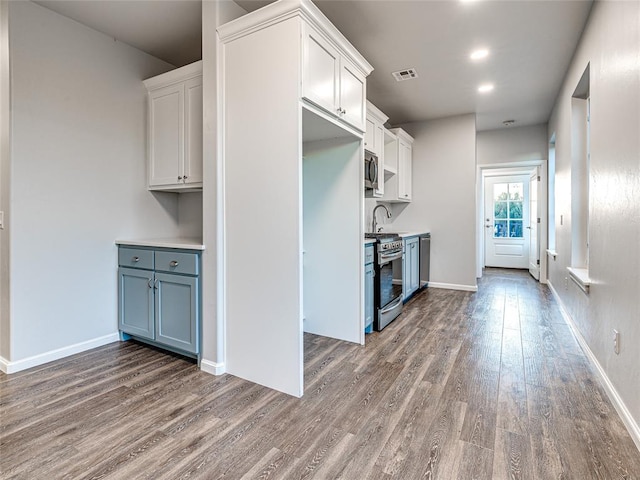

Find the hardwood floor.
[{"left": 2, "top": 268, "right": 640, "bottom": 479}]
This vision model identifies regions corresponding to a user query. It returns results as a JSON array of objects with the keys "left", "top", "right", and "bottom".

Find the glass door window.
[{"left": 493, "top": 182, "right": 524, "bottom": 238}]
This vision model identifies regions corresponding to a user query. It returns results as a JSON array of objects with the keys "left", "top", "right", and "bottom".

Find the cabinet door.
[
  {"left": 364, "top": 117, "right": 375, "bottom": 153},
  {"left": 410, "top": 239, "right": 420, "bottom": 292},
  {"left": 119, "top": 267, "right": 154, "bottom": 340},
  {"left": 154, "top": 273, "right": 199, "bottom": 354},
  {"left": 184, "top": 77, "right": 203, "bottom": 186},
  {"left": 339, "top": 57, "right": 366, "bottom": 131},
  {"left": 373, "top": 124, "right": 385, "bottom": 196},
  {"left": 398, "top": 140, "right": 412, "bottom": 201},
  {"left": 148, "top": 84, "right": 184, "bottom": 188},
  {"left": 402, "top": 242, "right": 410, "bottom": 300},
  {"left": 364, "top": 262, "right": 374, "bottom": 333},
  {"left": 302, "top": 24, "right": 339, "bottom": 116}
]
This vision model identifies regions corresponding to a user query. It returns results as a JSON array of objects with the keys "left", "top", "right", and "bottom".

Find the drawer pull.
[
  {"left": 132, "top": 256, "right": 140, "bottom": 263},
  {"left": 170, "top": 260, "right": 179, "bottom": 267}
]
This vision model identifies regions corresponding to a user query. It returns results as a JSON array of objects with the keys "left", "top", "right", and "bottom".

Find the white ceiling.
[{"left": 34, "top": 0, "right": 594, "bottom": 131}]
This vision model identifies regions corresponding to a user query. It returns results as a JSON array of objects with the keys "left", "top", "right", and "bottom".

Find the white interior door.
[
  {"left": 484, "top": 175, "right": 530, "bottom": 269},
  {"left": 528, "top": 171, "right": 540, "bottom": 279}
]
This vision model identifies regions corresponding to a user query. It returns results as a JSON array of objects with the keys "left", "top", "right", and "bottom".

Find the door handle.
[
  {"left": 380, "top": 296, "right": 403, "bottom": 314},
  {"left": 485, "top": 225, "right": 493, "bottom": 229}
]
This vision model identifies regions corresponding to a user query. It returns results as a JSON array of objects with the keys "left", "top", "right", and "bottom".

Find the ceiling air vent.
[{"left": 392, "top": 68, "right": 418, "bottom": 82}]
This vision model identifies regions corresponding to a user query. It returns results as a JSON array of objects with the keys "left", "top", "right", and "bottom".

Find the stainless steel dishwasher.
[{"left": 420, "top": 233, "right": 431, "bottom": 288}]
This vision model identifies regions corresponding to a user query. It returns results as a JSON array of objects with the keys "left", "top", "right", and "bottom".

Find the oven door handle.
[
  {"left": 380, "top": 295, "right": 403, "bottom": 314},
  {"left": 379, "top": 251, "right": 403, "bottom": 263}
]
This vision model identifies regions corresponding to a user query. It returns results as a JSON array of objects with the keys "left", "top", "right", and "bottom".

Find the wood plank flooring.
[{"left": 2, "top": 268, "right": 640, "bottom": 479}]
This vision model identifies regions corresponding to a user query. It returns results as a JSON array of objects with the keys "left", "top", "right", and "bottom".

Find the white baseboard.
[
  {"left": 548, "top": 281, "right": 640, "bottom": 452},
  {"left": 200, "top": 358, "right": 225, "bottom": 375},
  {"left": 0, "top": 333, "right": 120, "bottom": 374},
  {"left": 427, "top": 282, "right": 478, "bottom": 292}
]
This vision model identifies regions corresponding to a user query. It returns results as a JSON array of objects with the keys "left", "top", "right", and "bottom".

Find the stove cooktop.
[{"left": 365, "top": 233, "right": 402, "bottom": 244}]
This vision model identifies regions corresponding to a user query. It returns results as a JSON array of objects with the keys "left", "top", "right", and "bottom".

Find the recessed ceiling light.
[
  {"left": 470, "top": 49, "right": 489, "bottom": 61},
  {"left": 478, "top": 83, "right": 494, "bottom": 93}
]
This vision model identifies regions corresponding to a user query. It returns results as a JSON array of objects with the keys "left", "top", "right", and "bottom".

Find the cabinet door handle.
[
  {"left": 154, "top": 278, "right": 158, "bottom": 290},
  {"left": 170, "top": 260, "right": 179, "bottom": 267},
  {"left": 148, "top": 278, "right": 153, "bottom": 289},
  {"left": 342, "top": 109, "right": 347, "bottom": 115},
  {"left": 183, "top": 175, "right": 188, "bottom": 180},
  {"left": 132, "top": 256, "right": 140, "bottom": 263},
  {"left": 178, "top": 176, "right": 183, "bottom": 181}
]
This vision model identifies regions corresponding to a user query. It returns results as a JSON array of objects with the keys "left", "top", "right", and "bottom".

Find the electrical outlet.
[{"left": 613, "top": 329, "right": 620, "bottom": 355}]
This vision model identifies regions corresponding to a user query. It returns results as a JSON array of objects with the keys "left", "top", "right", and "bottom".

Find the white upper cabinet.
[
  {"left": 382, "top": 127, "right": 413, "bottom": 203},
  {"left": 365, "top": 101, "right": 389, "bottom": 198},
  {"left": 302, "top": 23, "right": 367, "bottom": 132},
  {"left": 144, "top": 61, "right": 203, "bottom": 191},
  {"left": 364, "top": 101, "right": 388, "bottom": 157},
  {"left": 338, "top": 57, "right": 366, "bottom": 130},
  {"left": 302, "top": 25, "right": 339, "bottom": 113}
]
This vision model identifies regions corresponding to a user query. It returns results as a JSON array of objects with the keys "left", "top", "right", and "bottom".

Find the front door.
[{"left": 484, "top": 175, "right": 530, "bottom": 269}]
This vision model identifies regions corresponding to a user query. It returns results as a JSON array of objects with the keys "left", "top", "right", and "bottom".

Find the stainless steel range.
[{"left": 366, "top": 233, "right": 404, "bottom": 330}]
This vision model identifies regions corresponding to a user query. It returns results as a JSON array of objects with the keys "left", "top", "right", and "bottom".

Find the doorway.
[
  {"left": 477, "top": 162, "right": 547, "bottom": 282},
  {"left": 484, "top": 174, "right": 530, "bottom": 269}
]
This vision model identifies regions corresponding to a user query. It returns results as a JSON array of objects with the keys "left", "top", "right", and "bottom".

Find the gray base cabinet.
[
  {"left": 364, "top": 244, "right": 374, "bottom": 333},
  {"left": 118, "top": 246, "right": 200, "bottom": 357}
]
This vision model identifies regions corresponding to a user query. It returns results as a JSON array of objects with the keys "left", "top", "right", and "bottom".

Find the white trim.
[
  {"left": 143, "top": 60, "right": 202, "bottom": 91},
  {"left": 567, "top": 266, "right": 591, "bottom": 293},
  {"left": 427, "top": 282, "right": 478, "bottom": 292},
  {"left": 0, "top": 333, "right": 120, "bottom": 374},
  {"left": 548, "top": 281, "right": 640, "bottom": 452},
  {"left": 200, "top": 358, "right": 226, "bottom": 375}
]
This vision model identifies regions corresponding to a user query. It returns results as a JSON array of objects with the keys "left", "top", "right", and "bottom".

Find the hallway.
[{"left": 2, "top": 269, "right": 640, "bottom": 479}]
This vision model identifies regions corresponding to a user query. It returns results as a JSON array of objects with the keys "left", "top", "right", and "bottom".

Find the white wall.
[
  {"left": 390, "top": 114, "right": 477, "bottom": 290},
  {"left": 0, "top": 0, "right": 10, "bottom": 360},
  {"left": 177, "top": 192, "right": 203, "bottom": 238},
  {"left": 200, "top": 0, "right": 246, "bottom": 375},
  {"left": 5, "top": 1, "right": 180, "bottom": 365},
  {"left": 547, "top": 0, "right": 640, "bottom": 445},
  {"left": 477, "top": 124, "right": 547, "bottom": 165}
]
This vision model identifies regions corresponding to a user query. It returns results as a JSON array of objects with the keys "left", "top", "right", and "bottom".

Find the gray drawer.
[
  {"left": 119, "top": 247, "right": 154, "bottom": 270},
  {"left": 155, "top": 250, "right": 199, "bottom": 276},
  {"left": 365, "top": 245, "right": 374, "bottom": 265}
]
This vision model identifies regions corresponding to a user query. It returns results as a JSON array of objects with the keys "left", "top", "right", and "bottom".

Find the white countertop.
[
  {"left": 364, "top": 238, "right": 376, "bottom": 245},
  {"left": 116, "top": 237, "right": 205, "bottom": 251},
  {"left": 398, "top": 231, "right": 429, "bottom": 238}
]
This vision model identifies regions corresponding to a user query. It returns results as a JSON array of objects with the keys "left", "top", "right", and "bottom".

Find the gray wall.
[
  {"left": 4, "top": 1, "right": 180, "bottom": 364},
  {"left": 477, "top": 124, "right": 547, "bottom": 165},
  {"left": 547, "top": 0, "right": 640, "bottom": 441},
  {"left": 389, "top": 114, "right": 477, "bottom": 290}
]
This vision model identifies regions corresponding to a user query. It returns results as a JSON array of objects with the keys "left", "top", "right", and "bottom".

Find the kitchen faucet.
[{"left": 372, "top": 204, "right": 392, "bottom": 233}]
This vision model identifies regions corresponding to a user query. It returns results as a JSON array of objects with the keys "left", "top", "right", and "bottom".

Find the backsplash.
[{"left": 365, "top": 198, "right": 394, "bottom": 233}]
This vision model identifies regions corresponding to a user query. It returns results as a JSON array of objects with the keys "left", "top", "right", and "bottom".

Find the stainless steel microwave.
[{"left": 364, "top": 150, "right": 379, "bottom": 190}]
